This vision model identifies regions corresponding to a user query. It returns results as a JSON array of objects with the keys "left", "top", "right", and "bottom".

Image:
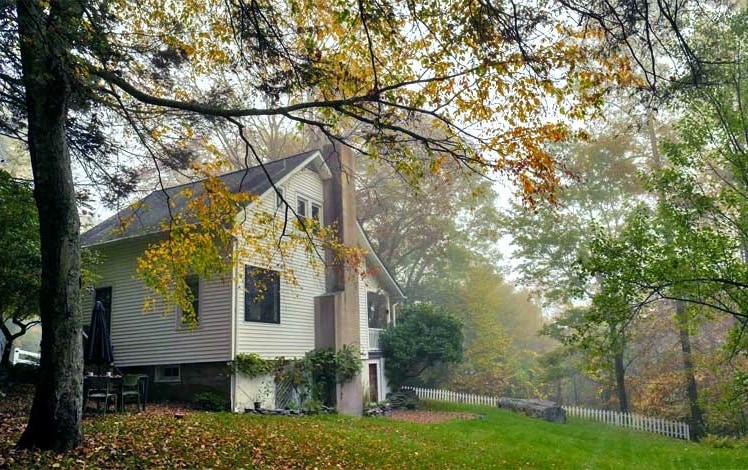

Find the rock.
[
  {"left": 364, "top": 400, "right": 393, "bottom": 417},
  {"left": 497, "top": 398, "right": 566, "bottom": 424},
  {"left": 387, "top": 389, "right": 419, "bottom": 410}
]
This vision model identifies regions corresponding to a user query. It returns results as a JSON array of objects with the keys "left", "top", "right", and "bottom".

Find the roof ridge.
[
  {"left": 81, "top": 148, "right": 323, "bottom": 246},
  {"left": 147, "top": 148, "right": 322, "bottom": 194}
]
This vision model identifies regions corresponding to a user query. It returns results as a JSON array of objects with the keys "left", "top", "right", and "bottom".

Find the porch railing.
[{"left": 12, "top": 347, "right": 40, "bottom": 366}]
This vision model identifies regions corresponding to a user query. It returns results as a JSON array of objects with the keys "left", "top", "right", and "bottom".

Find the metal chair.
[
  {"left": 84, "top": 376, "right": 117, "bottom": 414},
  {"left": 120, "top": 374, "right": 143, "bottom": 412}
]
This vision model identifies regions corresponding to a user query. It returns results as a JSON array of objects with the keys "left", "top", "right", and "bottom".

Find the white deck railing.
[
  {"left": 12, "top": 347, "right": 40, "bottom": 366},
  {"left": 404, "top": 386, "right": 690, "bottom": 440}
]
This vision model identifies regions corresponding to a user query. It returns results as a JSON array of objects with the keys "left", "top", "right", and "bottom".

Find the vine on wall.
[{"left": 234, "top": 346, "right": 362, "bottom": 407}]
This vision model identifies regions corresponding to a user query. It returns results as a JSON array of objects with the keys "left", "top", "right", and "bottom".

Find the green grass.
[{"left": 2, "top": 400, "right": 748, "bottom": 469}]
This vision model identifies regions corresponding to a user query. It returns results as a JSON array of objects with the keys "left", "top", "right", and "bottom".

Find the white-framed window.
[
  {"left": 311, "top": 203, "right": 322, "bottom": 225},
  {"left": 297, "top": 195, "right": 322, "bottom": 231},
  {"left": 296, "top": 196, "right": 308, "bottom": 218},
  {"left": 155, "top": 365, "right": 181, "bottom": 383},
  {"left": 244, "top": 265, "right": 281, "bottom": 324}
]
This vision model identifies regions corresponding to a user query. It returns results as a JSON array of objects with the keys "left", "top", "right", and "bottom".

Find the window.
[
  {"left": 311, "top": 203, "right": 322, "bottom": 226},
  {"left": 245, "top": 266, "right": 280, "bottom": 323},
  {"left": 180, "top": 275, "right": 200, "bottom": 325},
  {"left": 296, "top": 197, "right": 308, "bottom": 218},
  {"left": 155, "top": 365, "right": 181, "bottom": 383},
  {"left": 367, "top": 292, "right": 389, "bottom": 329}
]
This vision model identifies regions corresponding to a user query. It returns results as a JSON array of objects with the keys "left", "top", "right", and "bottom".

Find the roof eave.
[{"left": 356, "top": 222, "right": 406, "bottom": 301}]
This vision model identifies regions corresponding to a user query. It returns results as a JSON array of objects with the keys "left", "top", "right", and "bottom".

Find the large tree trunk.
[
  {"left": 647, "top": 113, "right": 703, "bottom": 439},
  {"left": 613, "top": 345, "right": 629, "bottom": 413},
  {"left": 1, "top": 331, "right": 13, "bottom": 370},
  {"left": 675, "top": 300, "right": 704, "bottom": 441},
  {"left": 15, "top": 0, "right": 83, "bottom": 451}
]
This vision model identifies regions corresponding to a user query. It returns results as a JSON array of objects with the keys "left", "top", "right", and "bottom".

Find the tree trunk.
[
  {"left": 614, "top": 346, "right": 629, "bottom": 413},
  {"left": 675, "top": 300, "right": 704, "bottom": 440},
  {"left": 647, "top": 112, "right": 704, "bottom": 439},
  {"left": 1, "top": 319, "right": 39, "bottom": 370},
  {"left": 1, "top": 323, "right": 21, "bottom": 370},
  {"left": 1, "top": 336, "right": 13, "bottom": 370},
  {"left": 15, "top": 0, "right": 83, "bottom": 451}
]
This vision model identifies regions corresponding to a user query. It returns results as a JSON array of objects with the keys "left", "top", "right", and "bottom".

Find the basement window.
[{"left": 155, "top": 365, "right": 181, "bottom": 383}]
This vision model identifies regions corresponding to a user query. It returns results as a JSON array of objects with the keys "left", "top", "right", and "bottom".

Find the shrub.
[
  {"left": 235, "top": 352, "right": 270, "bottom": 378},
  {"left": 193, "top": 391, "right": 230, "bottom": 411},
  {"left": 380, "top": 303, "right": 463, "bottom": 388}
]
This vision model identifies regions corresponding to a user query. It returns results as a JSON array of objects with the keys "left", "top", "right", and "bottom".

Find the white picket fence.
[
  {"left": 12, "top": 347, "right": 40, "bottom": 366},
  {"left": 403, "top": 386, "right": 498, "bottom": 407},
  {"left": 404, "top": 386, "right": 690, "bottom": 441},
  {"left": 563, "top": 405, "right": 690, "bottom": 441}
]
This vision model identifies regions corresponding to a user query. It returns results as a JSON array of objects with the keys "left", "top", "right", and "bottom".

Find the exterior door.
[{"left": 369, "top": 364, "right": 379, "bottom": 403}]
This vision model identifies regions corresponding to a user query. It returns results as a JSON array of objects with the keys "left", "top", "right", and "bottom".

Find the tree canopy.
[
  {"left": 0, "top": 0, "right": 638, "bottom": 451},
  {"left": 0, "top": 169, "right": 40, "bottom": 369}
]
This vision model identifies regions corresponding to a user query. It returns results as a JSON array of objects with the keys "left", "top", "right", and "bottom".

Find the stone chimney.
[{"left": 313, "top": 142, "right": 363, "bottom": 416}]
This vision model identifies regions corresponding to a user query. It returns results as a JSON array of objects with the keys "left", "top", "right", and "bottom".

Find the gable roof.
[
  {"left": 357, "top": 222, "right": 406, "bottom": 301},
  {"left": 81, "top": 149, "right": 324, "bottom": 247}
]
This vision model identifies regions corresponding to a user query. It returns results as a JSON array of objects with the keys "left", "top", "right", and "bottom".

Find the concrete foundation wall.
[{"left": 122, "top": 362, "right": 231, "bottom": 404}]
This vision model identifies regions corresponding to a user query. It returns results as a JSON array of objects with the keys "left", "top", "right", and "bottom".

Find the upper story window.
[
  {"left": 180, "top": 275, "right": 200, "bottom": 326},
  {"left": 245, "top": 266, "right": 280, "bottom": 324},
  {"left": 297, "top": 197, "right": 308, "bottom": 218},
  {"left": 311, "top": 203, "right": 322, "bottom": 225},
  {"left": 367, "top": 292, "right": 389, "bottom": 329},
  {"left": 297, "top": 197, "right": 323, "bottom": 232}
]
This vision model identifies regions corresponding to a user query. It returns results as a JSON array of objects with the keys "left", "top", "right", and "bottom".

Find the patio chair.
[
  {"left": 121, "top": 374, "right": 143, "bottom": 412},
  {"left": 84, "top": 376, "right": 117, "bottom": 414}
]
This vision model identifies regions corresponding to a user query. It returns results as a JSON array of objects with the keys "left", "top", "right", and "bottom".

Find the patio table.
[{"left": 83, "top": 374, "right": 149, "bottom": 412}]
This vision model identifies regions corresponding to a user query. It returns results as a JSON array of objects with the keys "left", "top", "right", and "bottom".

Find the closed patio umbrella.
[{"left": 85, "top": 300, "right": 114, "bottom": 373}]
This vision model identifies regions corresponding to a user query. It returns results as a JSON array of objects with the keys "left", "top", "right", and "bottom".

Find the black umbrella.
[{"left": 85, "top": 300, "right": 114, "bottom": 373}]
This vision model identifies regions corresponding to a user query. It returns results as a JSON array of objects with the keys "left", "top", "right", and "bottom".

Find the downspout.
[
  {"left": 230, "top": 237, "right": 238, "bottom": 411},
  {"left": 391, "top": 302, "right": 401, "bottom": 326}
]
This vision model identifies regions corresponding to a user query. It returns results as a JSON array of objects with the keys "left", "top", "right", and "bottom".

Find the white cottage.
[{"left": 81, "top": 144, "right": 405, "bottom": 415}]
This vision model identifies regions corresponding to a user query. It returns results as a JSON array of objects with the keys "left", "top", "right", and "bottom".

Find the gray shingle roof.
[{"left": 81, "top": 150, "right": 320, "bottom": 247}]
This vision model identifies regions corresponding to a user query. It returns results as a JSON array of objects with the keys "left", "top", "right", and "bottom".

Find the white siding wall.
[
  {"left": 82, "top": 237, "right": 232, "bottom": 367},
  {"left": 234, "top": 168, "right": 327, "bottom": 359}
]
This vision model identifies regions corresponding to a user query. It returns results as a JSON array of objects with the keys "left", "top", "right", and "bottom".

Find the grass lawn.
[{"left": 1, "top": 395, "right": 747, "bottom": 469}]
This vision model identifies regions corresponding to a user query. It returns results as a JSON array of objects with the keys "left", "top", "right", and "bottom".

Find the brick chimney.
[{"left": 313, "top": 142, "right": 363, "bottom": 416}]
